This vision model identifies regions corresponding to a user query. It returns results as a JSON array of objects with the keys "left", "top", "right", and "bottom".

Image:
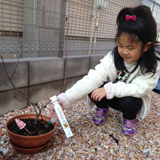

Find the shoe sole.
[
  {"left": 123, "top": 133, "right": 135, "bottom": 136},
  {"left": 94, "top": 121, "right": 105, "bottom": 126},
  {"left": 93, "top": 111, "right": 109, "bottom": 126},
  {"left": 93, "top": 118, "right": 106, "bottom": 126},
  {"left": 122, "top": 132, "right": 135, "bottom": 136}
]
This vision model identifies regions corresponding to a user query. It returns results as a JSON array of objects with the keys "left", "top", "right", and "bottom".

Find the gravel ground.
[{"left": 0, "top": 91, "right": 160, "bottom": 160}]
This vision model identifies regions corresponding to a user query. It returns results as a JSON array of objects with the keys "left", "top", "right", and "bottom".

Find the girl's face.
[{"left": 118, "top": 33, "right": 142, "bottom": 63}]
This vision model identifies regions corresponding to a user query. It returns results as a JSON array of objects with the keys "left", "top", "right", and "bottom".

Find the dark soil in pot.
[{"left": 8, "top": 118, "right": 53, "bottom": 136}]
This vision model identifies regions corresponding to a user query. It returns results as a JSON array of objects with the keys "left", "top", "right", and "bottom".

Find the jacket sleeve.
[
  {"left": 104, "top": 61, "right": 160, "bottom": 99},
  {"left": 57, "top": 51, "right": 117, "bottom": 109}
]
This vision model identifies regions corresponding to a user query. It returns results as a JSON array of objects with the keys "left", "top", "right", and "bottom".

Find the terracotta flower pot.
[
  {"left": 5, "top": 114, "right": 57, "bottom": 149},
  {"left": 9, "top": 139, "right": 49, "bottom": 154}
]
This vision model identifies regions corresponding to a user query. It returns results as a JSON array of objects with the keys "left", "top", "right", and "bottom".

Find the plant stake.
[{"left": 15, "top": 118, "right": 31, "bottom": 135}]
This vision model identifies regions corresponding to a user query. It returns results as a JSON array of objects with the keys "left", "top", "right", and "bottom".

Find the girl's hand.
[
  {"left": 58, "top": 100, "right": 64, "bottom": 111},
  {"left": 50, "top": 100, "right": 64, "bottom": 118},
  {"left": 91, "top": 87, "right": 106, "bottom": 101}
]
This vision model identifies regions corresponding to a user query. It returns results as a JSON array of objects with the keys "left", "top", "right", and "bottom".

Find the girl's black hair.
[{"left": 112, "top": 5, "right": 160, "bottom": 75}]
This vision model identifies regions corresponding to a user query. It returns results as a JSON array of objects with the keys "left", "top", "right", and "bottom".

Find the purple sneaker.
[
  {"left": 122, "top": 119, "right": 136, "bottom": 135},
  {"left": 93, "top": 108, "right": 109, "bottom": 125}
]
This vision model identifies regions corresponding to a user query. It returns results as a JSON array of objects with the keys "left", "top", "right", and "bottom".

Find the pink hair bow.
[{"left": 125, "top": 15, "right": 136, "bottom": 21}]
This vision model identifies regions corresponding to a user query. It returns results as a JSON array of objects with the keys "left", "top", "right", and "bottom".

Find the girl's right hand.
[
  {"left": 50, "top": 100, "right": 64, "bottom": 118},
  {"left": 58, "top": 100, "right": 65, "bottom": 111}
]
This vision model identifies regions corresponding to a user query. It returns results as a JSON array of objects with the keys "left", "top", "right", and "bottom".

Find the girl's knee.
[{"left": 119, "top": 96, "right": 142, "bottom": 110}]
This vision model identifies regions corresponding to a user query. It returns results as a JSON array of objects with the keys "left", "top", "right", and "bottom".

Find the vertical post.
[
  {"left": 22, "top": 0, "right": 38, "bottom": 58},
  {"left": 58, "top": 0, "right": 66, "bottom": 58},
  {"left": 88, "top": 0, "right": 97, "bottom": 55},
  {"left": 93, "top": 9, "right": 99, "bottom": 54}
]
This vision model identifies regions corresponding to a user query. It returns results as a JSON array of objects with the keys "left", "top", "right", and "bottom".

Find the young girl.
[{"left": 54, "top": 5, "right": 160, "bottom": 136}]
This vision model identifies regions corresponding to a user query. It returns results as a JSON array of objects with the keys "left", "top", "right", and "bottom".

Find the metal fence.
[
  {"left": 0, "top": 0, "right": 159, "bottom": 59},
  {"left": 65, "top": 0, "right": 141, "bottom": 56},
  {"left": 142, "top": 0, "right": 160, "bottom": 42},
  {"left": 0, "top": 0, "right": 65, "bottom": 58}
]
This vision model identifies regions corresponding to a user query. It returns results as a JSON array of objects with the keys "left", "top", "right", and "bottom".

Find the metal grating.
[
  {"left": 0, "top": 0, "right": 65, "bottom": 58},
  {"left": 142, "top": 0, "right": 160, "bottom": 42},
  {"left": 0, "top": 0, "right": 24, "bottom": 32},
  {"left": 0, "top": 0, "right": 159, "bottom": 59},
  {"left": 65, "top": 0, "right": 141, "bottom": 55}
]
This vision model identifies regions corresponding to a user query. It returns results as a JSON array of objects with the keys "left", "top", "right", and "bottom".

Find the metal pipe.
[{"left": 88, "top": 0, "right": 97, "bottom": 55}]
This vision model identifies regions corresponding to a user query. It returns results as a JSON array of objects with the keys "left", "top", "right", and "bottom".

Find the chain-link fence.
[{"left": 0, "top": 0, "right": 159, "bottom": 59}]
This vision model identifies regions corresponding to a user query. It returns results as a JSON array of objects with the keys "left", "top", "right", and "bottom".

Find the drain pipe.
[
  {"left": 88, "top": 0, "right": 97, "bottom": 55},
  {"left": 93, "top": 9, "right": 99, "bottom": 54}
]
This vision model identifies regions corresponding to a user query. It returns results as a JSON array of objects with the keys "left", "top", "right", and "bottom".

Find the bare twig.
[
  {"left": 35, "top": 100, "right": 52, "bottom": 123},
  {"left": 10, "top": 53, "right": 20, "bottom": 81},
  {"left": 14, "top": 95, "right": 38, "bottom": 111},
  {"left": 61, "top": 19, "right": 69, "bottom": 93},
  {"left": 0, "top": 54, "right": 38, "bottom": 115},
  {"left": 0, "top": 54, "right": 47, "bottom": 122},
  {"left": 0, "top": 38, "right": 51, "bottom": 124},
  {"left": 14, "top": 95, "right": 29, "bottom": 103}
]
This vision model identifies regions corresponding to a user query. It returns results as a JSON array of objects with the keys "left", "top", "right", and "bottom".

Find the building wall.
[{"left": 0, "top": 54, "right": 105, "bottom": 115}]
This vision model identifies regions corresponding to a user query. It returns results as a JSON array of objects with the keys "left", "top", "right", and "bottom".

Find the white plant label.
[{"left": 50, "top": 96, "right": 73, "bottom": 138}]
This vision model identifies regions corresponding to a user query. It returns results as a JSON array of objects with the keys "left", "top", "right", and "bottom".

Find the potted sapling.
[{"left": 0, "top": 54, "right": 57, "bottom": 154}]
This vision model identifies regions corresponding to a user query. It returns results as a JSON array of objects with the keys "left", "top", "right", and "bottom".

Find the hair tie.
[{"left": 125, "top": 15, "right": 136, "bottom": 21}]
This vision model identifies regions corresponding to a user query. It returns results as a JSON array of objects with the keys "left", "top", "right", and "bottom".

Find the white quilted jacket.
[{"left": 57, "top": 51, "right": 160, "bottom": 120}]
